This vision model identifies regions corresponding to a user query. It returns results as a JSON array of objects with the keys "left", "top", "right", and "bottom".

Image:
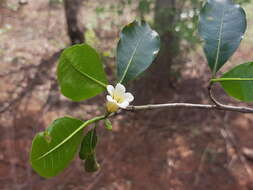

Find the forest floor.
[{"left": 1, "top": 1, "right": 253, "bottom": 190}]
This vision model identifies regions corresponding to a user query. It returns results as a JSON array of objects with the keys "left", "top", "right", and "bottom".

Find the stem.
[
  {"left": 113, "top": 82, "right": 253, "bottom": 114},
  {"left": 211, "top": 78, "right": 253, "bottom": 83},
  {"left": 127, "top": 103, "right": 215, "bottom": 110},
  {"left": 125, "top": 102, "right": 253, "bottom": 114},
  {"left": 125, "top": 82, "right": 253, "bottom": 114}
]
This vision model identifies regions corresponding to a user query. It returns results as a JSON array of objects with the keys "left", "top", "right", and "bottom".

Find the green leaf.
[
  {"left": 218, "top": 62, "right": 253, "bottom": 102},
  {"left": 104, "top": 119, "right": 113, "bottom": 131},
  {"left": 79, "top": 128, "right": 98, "bottom": 160},
  {"left": 57, "top": 44, "right": 108, "bottom": 101},
  {"left": 199, "top": 0, "right": 247, "bottom": 75},
  {"left": 30, "top": 115, "right": 105, "bottom": 178},
  {"left": 117, "top": 20, "right": 160, "bottom": 84},
  {"left": 84, "top": 154, "right": 100, "bottom": 172},
  {"left": 30, "top": 117, "right": 84, "bottom": 178}
]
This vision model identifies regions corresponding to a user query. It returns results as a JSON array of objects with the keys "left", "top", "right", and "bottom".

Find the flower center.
[{"left": 113, "top": 93, "right": 124, "bottom": 103}]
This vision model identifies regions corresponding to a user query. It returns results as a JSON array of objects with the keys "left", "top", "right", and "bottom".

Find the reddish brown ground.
[{"left": 1, "top": 1, "right": 253, "bottom": 190}]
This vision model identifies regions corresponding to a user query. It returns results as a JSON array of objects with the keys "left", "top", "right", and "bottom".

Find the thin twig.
[
  {"left": 0, "top": 65, "right": 37, "bottom": 77},
  {"left": 126, "top": 102, "right": 253, "bottom": 114},
  {"left": 124, "top": 82, "right": 253, "bottom": 114},
  {"left": 127, "top": 103, "right": 215, "bottom": 111},
  {"left": 194, "top": 143, "right": 211, "bottom": 186},
  {"left": 0, "top": 50, "right": 62, "bottom": 114},
  {"left": 220, "top": 118, "right": 253, "bottom": 180}
]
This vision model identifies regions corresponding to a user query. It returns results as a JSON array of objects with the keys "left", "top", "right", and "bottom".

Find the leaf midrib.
[
  {"left": 65, "top": 56, "right": 107, "bottom": 88},
  {"left": 212, "top": 4, "right": 226, "bottom": 76},
  {"left": 119, "top": 29, "right": 149, "bottom": 83},
  {"left": 211, "top": 78, "right": 253, "bottom": 83},
  {"left": 36, "top": 116, "right": 105, "bottom": 161}
]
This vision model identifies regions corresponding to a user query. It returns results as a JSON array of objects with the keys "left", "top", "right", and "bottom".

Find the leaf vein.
[{"left": 119, "top": 28, "right": 150, "bottom": 83}]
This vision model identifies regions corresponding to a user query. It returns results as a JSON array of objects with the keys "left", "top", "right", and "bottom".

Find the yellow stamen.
[{"left": 106, "top": 101, "right": 119, "bottom": 113}]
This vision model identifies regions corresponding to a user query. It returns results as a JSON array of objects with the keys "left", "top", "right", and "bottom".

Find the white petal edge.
[
  {"left": 124, "top": 92, "right": 134, "bottom": 102},
  {"left": 115, "top": 83, "right": 126, "bottom": 93},
  {"left": 117, "top": 101, "right": 129, "bottom": 109},
  {"left": 106, "top": 95, "right": 117, "bottom": 103},
  {"left": 106, "top": 85, "right": 114, "bottom": 96}
]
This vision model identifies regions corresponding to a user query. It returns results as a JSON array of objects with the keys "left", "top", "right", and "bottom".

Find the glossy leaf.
[
  {"left": 57, "top": 44, "right": 108, "bottom": 101},
  {"left": 219, "top": 62, "right": 253, "bottom": 102},
  {"left": 30, "top": 117, "right": 84, "bottom": 178},
  {"left": 199, "top": 0, "right": 247, "bottom": 75},
  {"left": 117, "top": 20, "right": 160, "bottom": 84},
  {"left": 30, "top": 115, "right": 105, "bottom": 178},
  {"left": 84, "top": 154, "right": 100, "bottom": 172},
  {"left": 79, "top": 128, "right": 98, "bottom": 160}
]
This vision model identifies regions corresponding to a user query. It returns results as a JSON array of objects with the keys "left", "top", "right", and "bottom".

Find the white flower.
[{"left": 106, "top": 83, "right": 134, "bottom": 113}]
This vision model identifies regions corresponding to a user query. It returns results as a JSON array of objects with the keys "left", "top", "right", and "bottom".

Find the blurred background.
[{"left": 1, "top": 0, "right": 253, "bottom": 189}]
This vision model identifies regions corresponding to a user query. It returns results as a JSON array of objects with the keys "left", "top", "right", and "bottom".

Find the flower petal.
[
  {"left": 107, "top": 85, "right": 114, "bottom": 96},
  {"left": 106, "top": 95, "right": 117, "bottom": 103},
  {"left": 115, "top": 83, "right": 126, "bottom": 94},
  {"left": 124, "top": 92, "right": 134, "bottom": 102},
  {"left": 117, "top": 101, "right": 129, "bottom": 109}
]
